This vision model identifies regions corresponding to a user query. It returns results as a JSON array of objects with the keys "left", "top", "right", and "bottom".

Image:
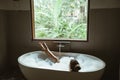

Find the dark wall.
[
  {"left": 0, "top": 10, "right": 7, "bottom": 72},
  {"left": 6, "top": 8, "right": 120, "bottom": 80}
]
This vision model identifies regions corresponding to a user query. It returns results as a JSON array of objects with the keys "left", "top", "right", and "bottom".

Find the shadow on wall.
[{"left": 0, "top": 10, "right": 7, "bottom": 73}]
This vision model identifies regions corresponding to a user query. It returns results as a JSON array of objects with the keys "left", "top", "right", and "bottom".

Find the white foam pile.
[{"left": 20, "top": 52, "right": 105, "bottom": 72}]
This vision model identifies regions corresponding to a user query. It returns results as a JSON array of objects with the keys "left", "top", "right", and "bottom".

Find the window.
[{"left": 30, "top": 0, "right": 89, "bottom": 41}]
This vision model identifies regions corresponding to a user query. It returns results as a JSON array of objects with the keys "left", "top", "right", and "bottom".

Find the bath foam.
[{"left": 20, "top": 51, "right": 105, "bottom": 72}]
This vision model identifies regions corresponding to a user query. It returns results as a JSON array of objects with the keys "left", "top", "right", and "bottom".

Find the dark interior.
[{"left": 0, "top": 0, "right": 120, "bottom": 80}]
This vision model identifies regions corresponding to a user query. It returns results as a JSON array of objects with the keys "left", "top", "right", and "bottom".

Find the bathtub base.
[{"left": 19, "top": 64, "right": 104, "bottom": 80}]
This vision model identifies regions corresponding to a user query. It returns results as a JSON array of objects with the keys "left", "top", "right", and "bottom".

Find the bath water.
[{"left": 21, "top": 52, "right": 104, "bottom": 72}]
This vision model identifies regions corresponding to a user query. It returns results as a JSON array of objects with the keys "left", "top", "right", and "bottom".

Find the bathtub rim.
[{"left": 18, "top": 51, "right": 106, "bottom": 73}]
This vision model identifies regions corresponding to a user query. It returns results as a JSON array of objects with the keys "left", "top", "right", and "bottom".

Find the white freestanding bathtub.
[{"left": 18, "top": 51, "right": 106, "bottom": 80}]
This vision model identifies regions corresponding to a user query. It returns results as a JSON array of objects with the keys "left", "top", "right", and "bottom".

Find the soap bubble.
[{"left": 21, "top": 52, "right": 105, "bottom": 72}]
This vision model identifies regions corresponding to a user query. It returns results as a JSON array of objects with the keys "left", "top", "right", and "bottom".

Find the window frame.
[{"left": 30, "top": 0, "right": 90, "bottom": 42}]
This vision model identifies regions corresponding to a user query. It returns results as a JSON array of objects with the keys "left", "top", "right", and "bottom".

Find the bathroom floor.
[{"left": 0, "top": 69, "right": 27, "bottom": 80}]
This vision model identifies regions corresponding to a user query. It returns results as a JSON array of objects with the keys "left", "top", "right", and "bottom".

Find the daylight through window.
[{"left": 31, "top": 0, "right": 89, "bottom": 41}]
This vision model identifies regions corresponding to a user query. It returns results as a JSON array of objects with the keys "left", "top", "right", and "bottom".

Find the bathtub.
[{"left": 18, "top": 51, "right": 106, "bottom": 80}]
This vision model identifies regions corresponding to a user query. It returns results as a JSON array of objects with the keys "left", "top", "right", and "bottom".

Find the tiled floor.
[{"left": 0, "top": 69, "right": 27, "bottom": 80}]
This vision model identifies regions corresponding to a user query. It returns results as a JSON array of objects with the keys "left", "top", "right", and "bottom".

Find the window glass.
[{"left": 31, "top": 0, "right": 89, "bottom": 41}]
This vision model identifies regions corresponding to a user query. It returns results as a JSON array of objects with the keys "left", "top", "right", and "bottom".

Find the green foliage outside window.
[{"left": 33, "top": 0, "right": 88, "bottom": 40}]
